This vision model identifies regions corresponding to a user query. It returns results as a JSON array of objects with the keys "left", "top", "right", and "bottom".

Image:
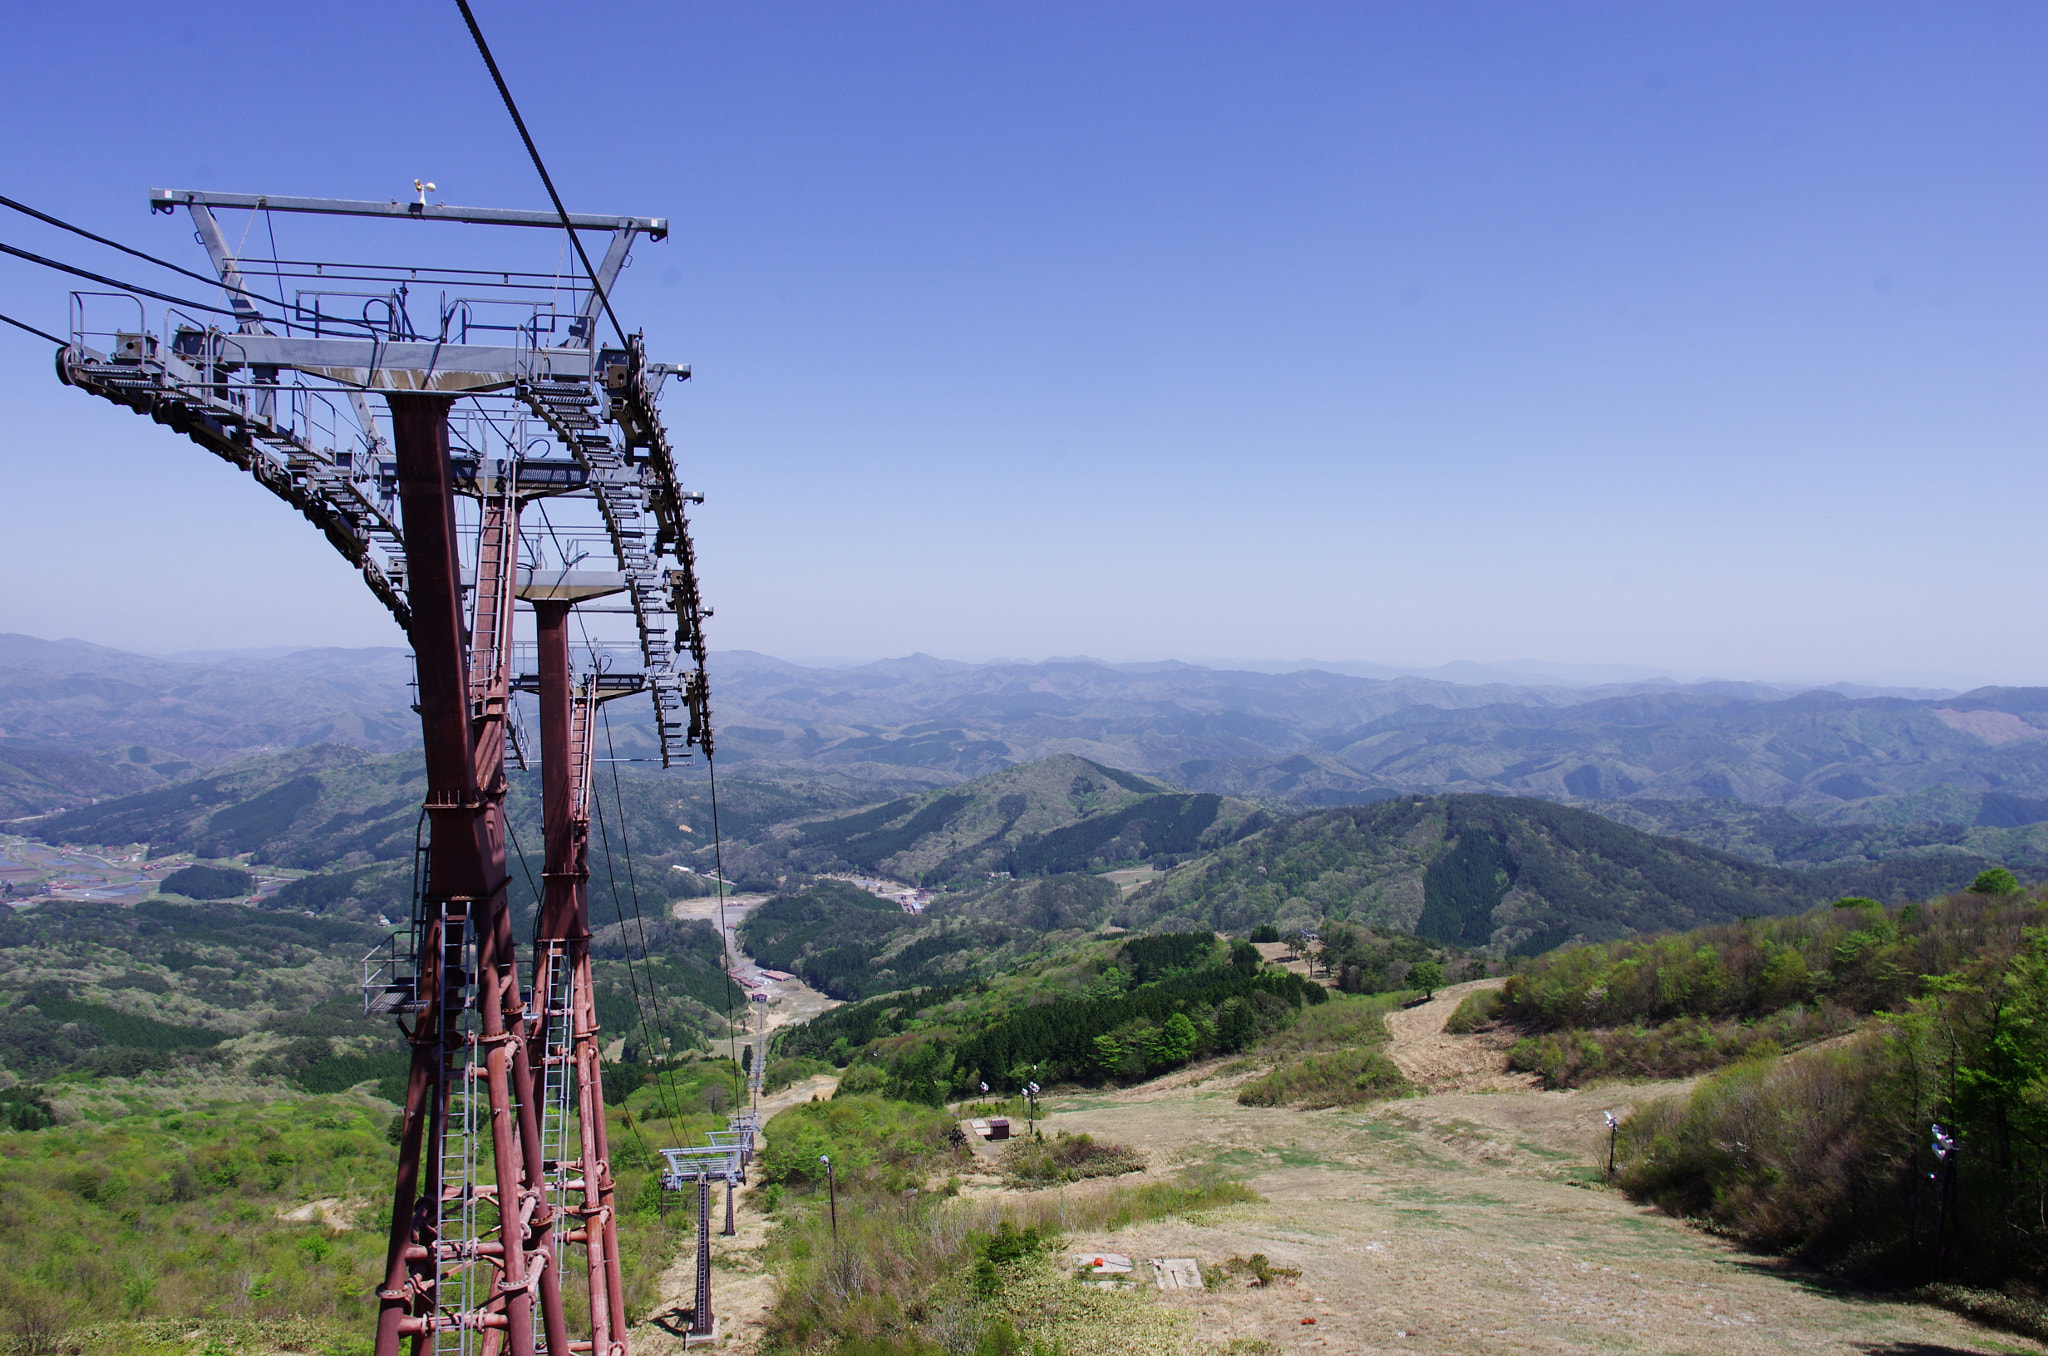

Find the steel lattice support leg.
[
  {"left": 534, "top": 601, "right": 628, "bottom": 1355},
  {"left": 375, "top": 394, "right": 542, "bottom": 1356},
  {"left": 692, "top": 1179, "right": 713, "bottom": 1337}
]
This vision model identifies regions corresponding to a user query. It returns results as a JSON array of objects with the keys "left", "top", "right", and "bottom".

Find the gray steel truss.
[{"left": 57, "top": 188, "right": 713, "bottom": 769}]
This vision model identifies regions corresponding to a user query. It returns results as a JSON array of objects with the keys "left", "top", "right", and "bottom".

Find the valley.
[{"left": 3, "top": 636, "right": 2046, "bottom": 1355}]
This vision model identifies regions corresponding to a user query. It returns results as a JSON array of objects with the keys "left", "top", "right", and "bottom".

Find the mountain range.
[
  {"left": 8, "top": 635, "right": 2047, "bottom": 827},
  {"left": 1118, "top": 793, "right": 2001, "bottom": 954}
]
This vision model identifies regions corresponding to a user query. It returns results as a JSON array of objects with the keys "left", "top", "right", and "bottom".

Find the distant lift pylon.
[{"left": 52, "top": 188, "right": 720, "bottom": 1356}]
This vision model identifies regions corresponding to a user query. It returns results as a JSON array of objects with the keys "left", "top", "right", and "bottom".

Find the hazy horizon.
[{"left": 1, "top": 629, "right": 1999, "bottom": 696}]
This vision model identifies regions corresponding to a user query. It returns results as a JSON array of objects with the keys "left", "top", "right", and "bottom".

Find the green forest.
[
  {"left": 771, "top": 931, "right": 1328, "bottom": 1100},
  {"left": 734, "top": 874, "right": 1124, "bottom": 1001}
]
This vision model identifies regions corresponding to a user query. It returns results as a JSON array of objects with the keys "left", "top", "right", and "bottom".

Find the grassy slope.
[
  {"left": 1233, "top": 991, "right": 1411, "bottom": 1108},
  {"left": 1494, "top": 887, "right": 2048, "bottom": 1087},
  {"left": 0, "top": 1081, "right": 720, "bottom": 1355}
]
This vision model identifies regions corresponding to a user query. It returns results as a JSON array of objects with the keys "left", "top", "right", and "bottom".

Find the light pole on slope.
[{"left": 819, "top": 1154, "right": 838, "bottom": 1243}]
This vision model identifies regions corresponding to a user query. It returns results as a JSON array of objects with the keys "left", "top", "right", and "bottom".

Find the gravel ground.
[{"left": 630, "top": 979, "right": 2044, "bottom": 1356}]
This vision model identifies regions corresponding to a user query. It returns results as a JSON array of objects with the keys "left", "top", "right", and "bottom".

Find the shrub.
[
  {"left": 1236, "top": 1047, "right": 1409, "bottom": 1108},
  {"left": 763, "top": 1174, "right": 1256, "bottom": 1352},
  {"left": 765, "top": 1055, "right": 833, "bottom": 1093},
  {"left": 1443, "top": 987, "right": 1503, "bottom": 1034},
  {"left": 757, "top": 1094, "right": 961, "bottom": 1193},
  {"left": 1506, "top": 1005, "right": 1844, "bottom": 1088},
  {"left": 1613, "top": 924, "right": 2048, "bottom": 1288},
  {"left": 997, "top": 1133, "right": 1146, "bottom": 1187}
]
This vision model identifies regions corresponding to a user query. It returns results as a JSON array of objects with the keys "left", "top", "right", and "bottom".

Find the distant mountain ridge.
[
  {"left": 696, "top": 651, "right": 2048, "bottom": 820},
  {"left": 726, "top": 753, "right": 1265, "bottom": 885},
  {"left": 1120, "top": 793, "right": 2003, "bottom": 955},
  {"left": 4, "top": 635, "right": 2046, "bottom": 833},
  {"left": 0, "top": 634, "right": 418, "bottom": 817}
]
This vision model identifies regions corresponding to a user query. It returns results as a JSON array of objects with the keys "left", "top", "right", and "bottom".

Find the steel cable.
[
  {"left": 598, "top": 700, "right": 698, "bottom": 1143},
  {"left": 452, "top": 0, "right": 629, "bottom": 349},
  {"left": 0, "top": 310, "right": 67, "bottom": 345},
  {"left": 588, "top": 765, "right": 672, "bottom": 1169},
  {"left": 0, "top": 197, "right": 383, "bottom": 333}
]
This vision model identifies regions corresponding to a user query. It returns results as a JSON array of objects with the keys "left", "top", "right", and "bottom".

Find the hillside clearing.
[
  {"left": 1382, "top": 977, "right": 1532, "bottom": 1094},
  {"left": 631, "top": 977, "right": 2042, "bottom": 1355},
  {"left": 1019, "top": 1077, "right": 2039, "bottom": 1354}
]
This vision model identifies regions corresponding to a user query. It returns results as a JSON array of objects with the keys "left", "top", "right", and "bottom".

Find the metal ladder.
[
  {"left": 469, "top": 470, "right": 517, "bottom": 706},
  {"left": 433, "top": 901, "right": 480, "bottom": 1356},
  {"left": 533, "top": 937, "right": 575, "bottom": 1274}
]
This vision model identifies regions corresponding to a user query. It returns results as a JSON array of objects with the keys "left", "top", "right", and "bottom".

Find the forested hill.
[
  {"left": 1120, "top": 793, "right": 2002, "bottom": 955},
  {"left": 726, "top": 753, "right": 1265, "bottom": 885},
  {"left": 18, "top": 742, "right": 866, "bottom": 922}
]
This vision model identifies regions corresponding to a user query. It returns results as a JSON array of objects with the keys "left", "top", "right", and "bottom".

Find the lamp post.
[
  {"left": 1604, "top": 1112, "right": 1619, "bottom": 1176},
  {"left": 819, "top": 1154, "right": 838, "bottom": 1244},
  {"left": 1025, "top": 1081, "right": 1041, "bottom": 1136}
]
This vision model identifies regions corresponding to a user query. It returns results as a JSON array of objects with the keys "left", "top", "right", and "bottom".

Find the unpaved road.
[
  {"left": 630, "top": 980, "right": 2042, "bottom": 1356},
  {"left": 628, "top": 1066, "right": 839, "bottom": 1356},
  {"left": 1383, "top": 978, "right": 1534, "bottom": 1094},
  {"left": 1027, "top": 989, "right": 2041, "bottom": 1356}
]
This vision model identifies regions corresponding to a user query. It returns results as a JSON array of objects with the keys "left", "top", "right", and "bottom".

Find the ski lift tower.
[{"left": 53, "top": 187, "right": 713, "bottom": 1356}]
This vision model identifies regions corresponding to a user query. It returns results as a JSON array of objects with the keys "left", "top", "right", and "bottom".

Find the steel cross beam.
[{"left": 149, "top": 187, "right": 667, "bottom": 236}]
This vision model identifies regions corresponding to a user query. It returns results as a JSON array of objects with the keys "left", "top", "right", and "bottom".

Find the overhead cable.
[
  {"left": 601, "top": 703, "right": 699, "bottom": 1137},
  {"left": 453, "top": 0, "right": 629, "bottom": 348},
  {"left": 590, "top": 747, "right": 686, "bottom": 1148},
  {"left": 0, "top": 240, "right": 247, "bottom": 321},
  {"left": 705, "top": 752, "right": 746, "bottom": 1100},
  {"left": 0, "top": 199, "right": 381, "bottom": 336},
  {"left": 0, "top": 310, "right": 66, "bottom": 345}
]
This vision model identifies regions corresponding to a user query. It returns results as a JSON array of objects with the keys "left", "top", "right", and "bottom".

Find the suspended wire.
[
  {"left": 589, "top": 736, "right": 686, "bottom": 1147},
  {"left": 705, "top": 752, "right": 748, "bottom": 1108},
  {"left": 533, "top": 492, "right": 735, "bottom": 1134},
  {"left": 453, "top": 0, "right": 628, "bottom": 349},
  {"left": 600, "top": 703, "right": 700, "bottom": 1138},
  {"left": 1, "top": 193, "right": 283, "bottom": 310},
  {"left": 0, "top": 240, "right": 249, "bottom": 320},
  {"left": 0, "top": 310, "right": 66, "bottom": 345},
  {"left": 503, "top": 805, "right": 543, "bottom": 934},
  {"left": 263, "top": 208, "right": 291, "bottom": 315},
  {"left": 588, "top": 778, "right": 667, "bottom": 1174},
  {"left": 0, "top": 197, "right": 380, "bottom": 334}
]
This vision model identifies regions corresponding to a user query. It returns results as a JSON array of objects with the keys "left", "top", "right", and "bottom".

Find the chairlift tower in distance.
[{"left": 52, "top": 186, "right": 715, "bottom": 1356}]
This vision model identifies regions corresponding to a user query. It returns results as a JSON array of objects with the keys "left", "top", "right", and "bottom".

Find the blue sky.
[{"left": 0, "top": 2, "right": 2040, "bottom": 687}]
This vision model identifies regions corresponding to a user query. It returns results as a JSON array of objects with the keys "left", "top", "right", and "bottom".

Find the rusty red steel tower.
[{"left": 51, "top": 187, "right": 728, "bottom": 1356}]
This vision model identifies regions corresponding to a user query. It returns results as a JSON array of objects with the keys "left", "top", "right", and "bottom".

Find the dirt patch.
[
  {"left": 1013, "top": 1076, "right": 2044, "bottom": 1356},
  {"left": 1382, "top": 978, "right": 1535, "bottom": 1094},
  {"left": 626, "top": 978, "right": 2041, "bottom": 1356}
]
